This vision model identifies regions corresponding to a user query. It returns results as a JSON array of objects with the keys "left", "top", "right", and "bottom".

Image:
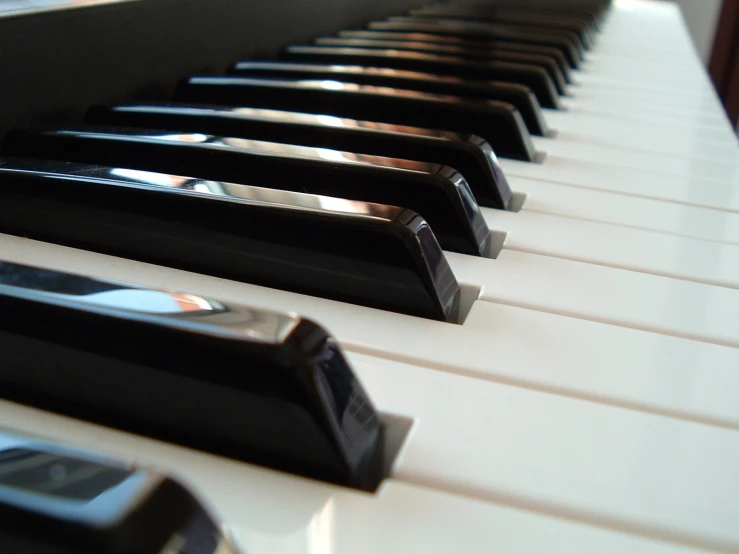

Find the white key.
[
  {"left": 575, "top": 61, "right": 713, "bottom": 91},
  {"left": 595, "top": 5, "right": 698, "bottom": 55},
  {"left": 500, "top": 157, "right": 739, "bottom": 213},
  {"left": 5, "top": 231, "right": 739, "bottom": 347},
  {"left": 449, "top": 250, "right": 739, "bottom": 347},
  {"left": 582, "top": 52, "right": 707, "bottom": 75},
  {"left": 548, "top": 103, "right": 733, "bottom": 138},
  {"left": 563, "top": 88, "right": 729, "bottom": 121},
  {"left": 513, "top": 177, "right": 739, "bottom": 245},
  {"left": 482, "top": 208, "right": 739, "bottom": 288},
  {"left": 0, "top": 399, "right": 713, "bottom": 554},
  {"left": 355, "top": 353, "right": 739, "bottom": 551},
  {"left": 4, "top": 235, "right": 739, "bottom": 432},
  {"left": 574, "top": 62, "right": 714, "bottom": 89},
  {"left": 539, "top": 112, "right": 738, "bottom": 162},
  {"left": 569, "top": 72, "right": 716, "bottom": 98},
  {"left": 567, "top": 68, "right": 724, "bottom": 112},
  {"left": 534, "top": 133, "right": 739, "bottom": 185}
]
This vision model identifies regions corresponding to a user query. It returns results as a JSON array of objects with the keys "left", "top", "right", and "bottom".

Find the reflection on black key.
[
  {"left": 310, "top": 37, "right": 568, "bottom": 91},
  {"left": 314, "top": 35, "right": 572, "bottom": 85},
  {"left": 369, "top": 20, "right": 581, "bottom": 68},
  {"left": 392, "top": 15, "right": 586, "bottom": 59},
  {"left": 3, "top": 128, "right": 490, "bottom": 257},
  {"left": 175, "top": 76, "right": 537, "bottom": 161},
  {"left": 389, "top": 13, "right": 588, "bottom": 52},
  {"left": 0, "top": 157, "right": 461, "bottom": 321},
  {"left": 0, "top": 262, "right": 383, "bottom": 495},
  {"left": 409, "top": 7, "right": 594, "bottom": 47},
  {"left": 0, "top": 430, "right": 241, "bottom": 553},
  {"left": 442, "top": 1, "right": 607, "bottom": 31},
  {"left": 0, "top": 152, "right": 464, "bottom": 319},
  {"left": 88, "top": 103, "right": 513, "bottom": 209},
  {"left": 229, "top": 61, "right": 548, "bottom": 136},
  {"left": 0, "top": 262, "right": 388, "bottom": 491},
  {"left": 339, "top": 30, "right": 570, "bottom": 76},
  {"left": 282, "top": 45, "right": 561, "bottom": 108}
]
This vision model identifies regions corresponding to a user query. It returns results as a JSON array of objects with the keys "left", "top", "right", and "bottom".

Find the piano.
[{"left": 0, "top": 0, "right": 738, "bottom": 552}]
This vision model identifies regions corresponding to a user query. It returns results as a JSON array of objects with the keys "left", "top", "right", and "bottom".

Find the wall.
[{"left": 672, "top": 0, "right": 722, "bottom": 64}]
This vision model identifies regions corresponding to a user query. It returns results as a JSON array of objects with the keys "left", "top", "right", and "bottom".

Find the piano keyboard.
[{"left": 1, "top": 0, "right": 738, "bottom": 552}]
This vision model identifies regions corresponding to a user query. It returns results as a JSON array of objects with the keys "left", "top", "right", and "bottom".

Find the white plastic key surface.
[
  {"left": 500, "top": 157, "right": 739, "bottom": 213},
  {"left": 481, "top": 207, "right": 739, "bottom": 289},
  {"left": 532, "top": 131, "right": 739, "bottom": 183},
  {"left": 580, "top": 53, "right": 711, "bottom": 78},
  {"left": 562, "top": 87, "right": 729, "bottom": 122},
  {"left": 540, "top": 110, "right": 738, "bottom": 163},
  {"left": 355, "top": 353, "right": 739, "bottom": 551},
  {"left": 3, "top": 231, "right": 739, "bottom": 348},
  {"left": 574, "top": 68, "right": 716, "bottom": 94},
  {"left": 0, "top": 398, "right": 715, "bottom": 554},
  {"left": 449, "top": 249, "right": 739, "bottom": 348},
  {"left": 513, "top": 176, "right": 739, "bottom": 245},
  {"left": 567, "top": 70, "right": 717, "bottom": 97},
  {"left": 554, "top": 97, "right": 732, "bottom": 132},
  {"left": 4, "top": 235, "right": 739, "bottom": 437}
]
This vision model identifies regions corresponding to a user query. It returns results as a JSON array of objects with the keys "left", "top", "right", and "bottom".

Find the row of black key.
[
  {"left": 0, "top": 1, "right": 606, "bottom": 323},
  {"left": 0, "top": 0, "right": 611, "bottom": 508}
]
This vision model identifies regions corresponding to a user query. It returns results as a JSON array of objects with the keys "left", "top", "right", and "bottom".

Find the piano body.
[{"left": 0, "top": 0, "right": 739, "bottom": 552}]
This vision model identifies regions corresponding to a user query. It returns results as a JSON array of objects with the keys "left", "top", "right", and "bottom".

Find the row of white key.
[
  {"left": 0, "top": 397, "right": 716, "bottom": 554},
  {"left": 3, "top": 230, "right": 739, "bottom": 552}
]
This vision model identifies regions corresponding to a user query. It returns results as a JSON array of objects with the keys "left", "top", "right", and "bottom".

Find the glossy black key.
[
  {"left": 175, "top": 76, "right": 536, "bottom": 160},
  {"left": 369, "top": 20, "right": 581, "bottom": 68},
  {"left": 337, "top": 29, "right": 571, "bottom": 71},
  {"left": 3, "top": 127, "right": 490, "bottom": 256},
  {"left": 443, "top": 2, "right": 609, "bottom": 32},
  {"left": 228, "top": 61, "right": 548, "bottom": 136},
  {"left": 457, "top": 1, "right": 609, "bottom": 28},
  {"left": 0, "top": 429, "right": 241, "bottom": 553},
  {"left": 389, "top": 14, "right": 586, "bottom": 57},
  {"left": 0, "top": 156, "right": 461, "bottom": 322},
  {"left": 0, "top": 259, "right": 388, "bottom": 490},
  {"left": 308, "top": 38, "right": 568, "bottom": 92},
  {"left": 397, "top": 14, "right": 587, "bottom": 54},
  {"left": 409, "top": 6, "right": 594, "bottom": 47},
  {"left": 315, "top": 35, "right": 572, "bottom": 84},
  {"left": 88, "top": 103, "right": 513, "bottom": 209},
  {"left": 282, "top": 45, "right": 561, "bottom": 108}
]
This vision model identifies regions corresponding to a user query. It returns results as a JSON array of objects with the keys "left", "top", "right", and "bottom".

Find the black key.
[
  {"left": 308, "top": 38, "right": 569, "bottom": 92},
  {"left": 337, "top": 29, "right": 572, "bottom": 74},
  {"left": 88, "top": 103, "right": 513, "bottom": 209},
  {"left": 282, "top": 45, "right": 562, "bottom": 108},
  {"left": 389, "top": 16, "right": 587, "bottom": 59},
  {"left": 0, "top": 259, "right": 387, "bottom": 490},
  {"left": 407, "top": 8, "right": 593, "bottom": 49},
  {"left": 3, "top": 127, "right": 490, "bottom": 257},
  {"left": 229, "top": 61, "right": 549, "bottom": 136},
  {"left": 0, "top": 156, "right": 461, "bottom": 322},
  {"left": 316, "top": 34, "right": 572, "bottom": 84},
  {"left": 0, "top": 429, "right": 242, "bottom": 553},
  {"left": 456, "top": 1, "right": 609, "bottom": 29},
  {"left": 445, "top": 2, "right": 608, "bottom": 31},
  {"left": 409, "top": 6, "right": 594, "bottom": 47},
  {"left": 369, "top": 20, "right": 581, "bottom": 68},
  {"left": 175, "top": 76, "right": 536, "bottom": 161}
]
